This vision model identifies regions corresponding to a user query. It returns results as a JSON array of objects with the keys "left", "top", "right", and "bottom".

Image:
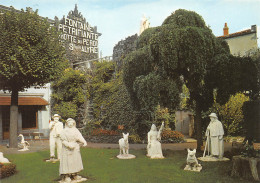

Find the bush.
[
  {"left": 0, "top": 163, "right": 16, "bottom": 179},
  {"left": 129, "top": 134, "right": 142, "bottom": 143},
  {"left": 161, "top": 129, "right": 184, "bottom": 143}
]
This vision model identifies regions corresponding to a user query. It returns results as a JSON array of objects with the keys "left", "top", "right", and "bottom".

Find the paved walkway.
[{"left": 0, "top": 139, "right": 233, "bottom": 154}]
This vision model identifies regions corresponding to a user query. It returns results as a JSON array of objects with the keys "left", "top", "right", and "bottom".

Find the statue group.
[{"left": 47, "top": 112, "right": 228, "bottom": 182}]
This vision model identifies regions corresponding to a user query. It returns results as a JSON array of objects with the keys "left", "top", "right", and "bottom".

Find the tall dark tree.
[
  {"left": 123, "top": 9, "right": 257, "bottom": 149},
  {"left": 0, "top": 8, "right": 68, "bottom": 147}
]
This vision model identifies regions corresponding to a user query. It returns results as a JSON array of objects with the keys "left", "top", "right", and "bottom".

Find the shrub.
[
  {"left": 129, "top": 134, "right": 142, "bottom": 143},
  {"left": 161, "top": 129, "right": 184, "bottom": 143},
  {"left": 0, "top": 163, "right": 16, "bottom": 179}
]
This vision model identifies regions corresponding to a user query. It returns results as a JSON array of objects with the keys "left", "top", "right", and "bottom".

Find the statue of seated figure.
[{"left": 147, "top": 122, "right": 164, "bottom": 159}]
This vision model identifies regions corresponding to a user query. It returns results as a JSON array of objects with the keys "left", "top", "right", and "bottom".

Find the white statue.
[
  {"left": 139, "top": 14, "right": 150, "bottom": 35},
  {"left": 147, "top": 122, "right": 164, "bottom": 159},
  {"left": 59, "top": 118, "right": 87, "bottom": 183},
  {"left": 119, "top": 133, "right": 129, "bottom": 155},
  {"left": 49, "top": 114, "right": 63, "bottom": 160},
  {"left": 206, "top": 113, "right": 224, "bottom": 158},
  {"left": 0, "top": 152, "right": 10, "bottom": 163},
  {"left": 18, "top": 134, "right": 30, "bottom": 151},
  {"left": 117, "top": 133, "right": 136, "bottom": 159},
  {"left": 199, "top": 113, "right": 229, "bottom": 161},
  {"left": 184, "top": 149, "right": 202, "bottom": 172}
]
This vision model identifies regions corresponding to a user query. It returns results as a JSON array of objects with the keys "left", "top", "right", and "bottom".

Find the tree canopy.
[
  {"left": 0, "top": 8, "right": 68, "bottom": 147},
  {"left": 123, "top": 9, "right": 257, "bottom": 149},
  {"left": 0, "top": 8, "right": 67, "bottom": 91}
]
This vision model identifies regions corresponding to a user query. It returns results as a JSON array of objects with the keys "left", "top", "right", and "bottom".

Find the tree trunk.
[
  {"left": 195, "top": 102, "right": 203, "bottom": 152},
  {"left": 9, "top": 88, "right": 18, "bottom": 148},
  {"left": 231, "top": 155, "right": 260, "bottom": 181}
]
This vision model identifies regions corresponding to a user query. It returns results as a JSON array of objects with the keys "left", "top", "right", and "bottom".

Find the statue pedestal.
[
  {"left": 59, "top": 177, "right": 87, "bottom": 183},
  {"left": 46, "top": 158, "right": 59, "bottom": 162},
  {"left": 117, "top": 154, "right": 136, "bottom": 159},
  {"left": 184, "top": 164, "right": 202, "bottom": 172},
  {"left": 18, "top": 148, "right": 29, "bottom": 152},
  {"left": 198, "top": 156, "right": 230, "bottom": 161}
]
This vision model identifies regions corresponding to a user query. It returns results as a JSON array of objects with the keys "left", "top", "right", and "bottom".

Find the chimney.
[{"left": 223, "top": 23, "right": 229, "bottom": 36}]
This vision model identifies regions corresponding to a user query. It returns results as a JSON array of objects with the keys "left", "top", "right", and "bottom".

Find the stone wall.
[{"left": 113, "top": 34, "right": 138, "bottom": 70}]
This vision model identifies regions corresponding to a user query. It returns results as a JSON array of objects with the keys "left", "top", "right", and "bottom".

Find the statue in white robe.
[
  {"left": 206, "top": 113, "right": 224, "bottom": 159},
  {"left": 147, "top": 122, "right": 164, "bottom": 159},
  {"left": 59, "top": 118, "right": 87, "bottom": 183}
]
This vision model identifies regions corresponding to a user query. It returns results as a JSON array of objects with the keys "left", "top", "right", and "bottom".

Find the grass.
[{"left": 1, "top": 148, "right": 255, "bottom": 183}]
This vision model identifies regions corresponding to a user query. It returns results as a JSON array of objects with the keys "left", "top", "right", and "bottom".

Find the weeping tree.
[
  {"left": 123, "top": 9, "right": 257, "bottom": 149},
  {"left": 0, "top": 8, "right": 67, "bottom": 147}
]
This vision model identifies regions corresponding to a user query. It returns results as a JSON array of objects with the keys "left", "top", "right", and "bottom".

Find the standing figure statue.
[
  {"left": 205, "top": 113, "right": 224, "bottom": 159},
  {"left": 49, "top": 114, "right": 63, "bottom": 160},
  {"left": 59, "top": 118, "right": 87, "bottom": 183},
  {"left": 139, "top": 14, "right": 150, "bottom": 35},
  {"left": 147, "top": 122, "right": 164, "bottom": 159}
]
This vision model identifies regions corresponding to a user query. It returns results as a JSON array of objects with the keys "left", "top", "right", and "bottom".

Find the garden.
[{"left": 1, "top": 148, "right": 258, "bottom": 183}]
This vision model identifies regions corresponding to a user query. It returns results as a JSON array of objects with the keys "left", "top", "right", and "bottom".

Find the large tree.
[
  {"left": 0, "top": 8, "right": 67, "bottom": 147},
  {"left": 123, "top": 9, "right": 257, "bottom": 149}
]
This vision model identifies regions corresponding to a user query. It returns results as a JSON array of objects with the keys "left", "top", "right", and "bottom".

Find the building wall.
[
  {"left": 225, "top": 33, "right": 258, "bottom": 56},
  {"left": 19, "top": 83, "right": 51, "bottom": 136}
]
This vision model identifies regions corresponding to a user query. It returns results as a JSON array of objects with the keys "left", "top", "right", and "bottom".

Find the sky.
[{"left": 1, "top": 0, "right": 260, "bottom": 57}]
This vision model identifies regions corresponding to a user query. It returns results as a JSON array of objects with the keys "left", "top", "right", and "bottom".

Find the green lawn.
[{"left": 2, "top": 148, "right": 255, "bottom": 183}]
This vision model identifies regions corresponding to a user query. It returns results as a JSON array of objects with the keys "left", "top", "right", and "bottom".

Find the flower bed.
[
  {"left": 161, "top": 130, "right": 184, "bottom": 143},
  {"left": 84, "top": 128, "right": 121, "bottom": 143},
  {"left": 0, "top": 163, "right": 16, "bottom": 179}
]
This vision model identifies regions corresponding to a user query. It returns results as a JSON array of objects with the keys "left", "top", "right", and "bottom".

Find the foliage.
[
  {"left": 213, "top": 93, "right": 249, "bottom": 136},
  {"left": 129, "top": 134, "right": 142, "bottom": 143},
  {"left": 241, "top": 144, "right": 260, "bottom": 158},
  {"left": 161, "top": 129, "right": 184, "bottom": 143},
  {"left": 0, "top": 8, "right": 67, "bottom": 91},
  {"left": 123, "top": 9, "right": 257, "bottom": 149},
  {"left": 0, "top": 163, "right": 16, "bottom": 179},
  {"left": 154, "top": 105, "right": 175, "bottom": 129},
  {"left": 51, "top": 67, "right": 88, "bottom": 122},
  {"left": 90, "top": 61, "right": 137, "bottom": 133}
]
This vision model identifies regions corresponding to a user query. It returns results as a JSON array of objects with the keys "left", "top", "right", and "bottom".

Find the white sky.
[{"left": 1, "top": 0, "right": 260, "bottom": 56}]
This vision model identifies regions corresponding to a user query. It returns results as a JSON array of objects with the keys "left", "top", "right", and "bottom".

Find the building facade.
[{"left": 219, "top": 23, "right": 258, "bottom": 56}]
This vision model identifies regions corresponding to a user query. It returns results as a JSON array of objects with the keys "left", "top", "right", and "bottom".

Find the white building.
[{"left": 0, "top": 83, "right": 51, "bottom": 140}]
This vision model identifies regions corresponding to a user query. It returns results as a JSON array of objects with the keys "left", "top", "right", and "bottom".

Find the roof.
[
  {"left": 218, "top": 26, "right": 256, "bottom": 39},
  {"left": 0, "top": 97, "right": 49, "bottom": 106}
]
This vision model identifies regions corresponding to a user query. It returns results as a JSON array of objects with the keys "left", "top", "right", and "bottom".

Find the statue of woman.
[
  {"left": 147, "top": 122, "right": 164, "bottom": 159},
  {"left": 59, "top": 118, "right": 87, "bottom": 182}
]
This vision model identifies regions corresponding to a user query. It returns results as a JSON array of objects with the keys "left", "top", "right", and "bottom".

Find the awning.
[{"left": 0, "top": 97, "right": 49, "bottom": 106}]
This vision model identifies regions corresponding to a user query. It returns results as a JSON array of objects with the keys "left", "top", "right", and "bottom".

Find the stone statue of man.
[
  {"left": 206, "top": 113, "right": 224, "bottom": 159},
  {"left": 49, "top": 114, "right": 63, "bottom": 160}
]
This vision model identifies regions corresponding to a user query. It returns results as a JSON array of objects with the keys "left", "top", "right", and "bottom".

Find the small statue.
[
  {"left": 117, "top": 133, "right": 136, "bottom": 159},
  {"left": 0, "top": 152, "right": 10, "bottom": 163},
  {"left": 119, "top": 133, "right": 129, "bottom": 155},
  {"left": 147, "top": 122, "right": 164, "bottom": 159},
  {"left": 18, "top": 134, "right": 30, "bottom": 151},
  {"left": 184, "top": 149, "right": 202, "bottom": 172},
  {"left": 139, "top": 14, "right": 150, "bottom": 35},
  {"left": 59, "top": 118, "right": 87, "bottom": 183},
  {"left": 49, "top": 114, "right": 63, "bottom": 160}
]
